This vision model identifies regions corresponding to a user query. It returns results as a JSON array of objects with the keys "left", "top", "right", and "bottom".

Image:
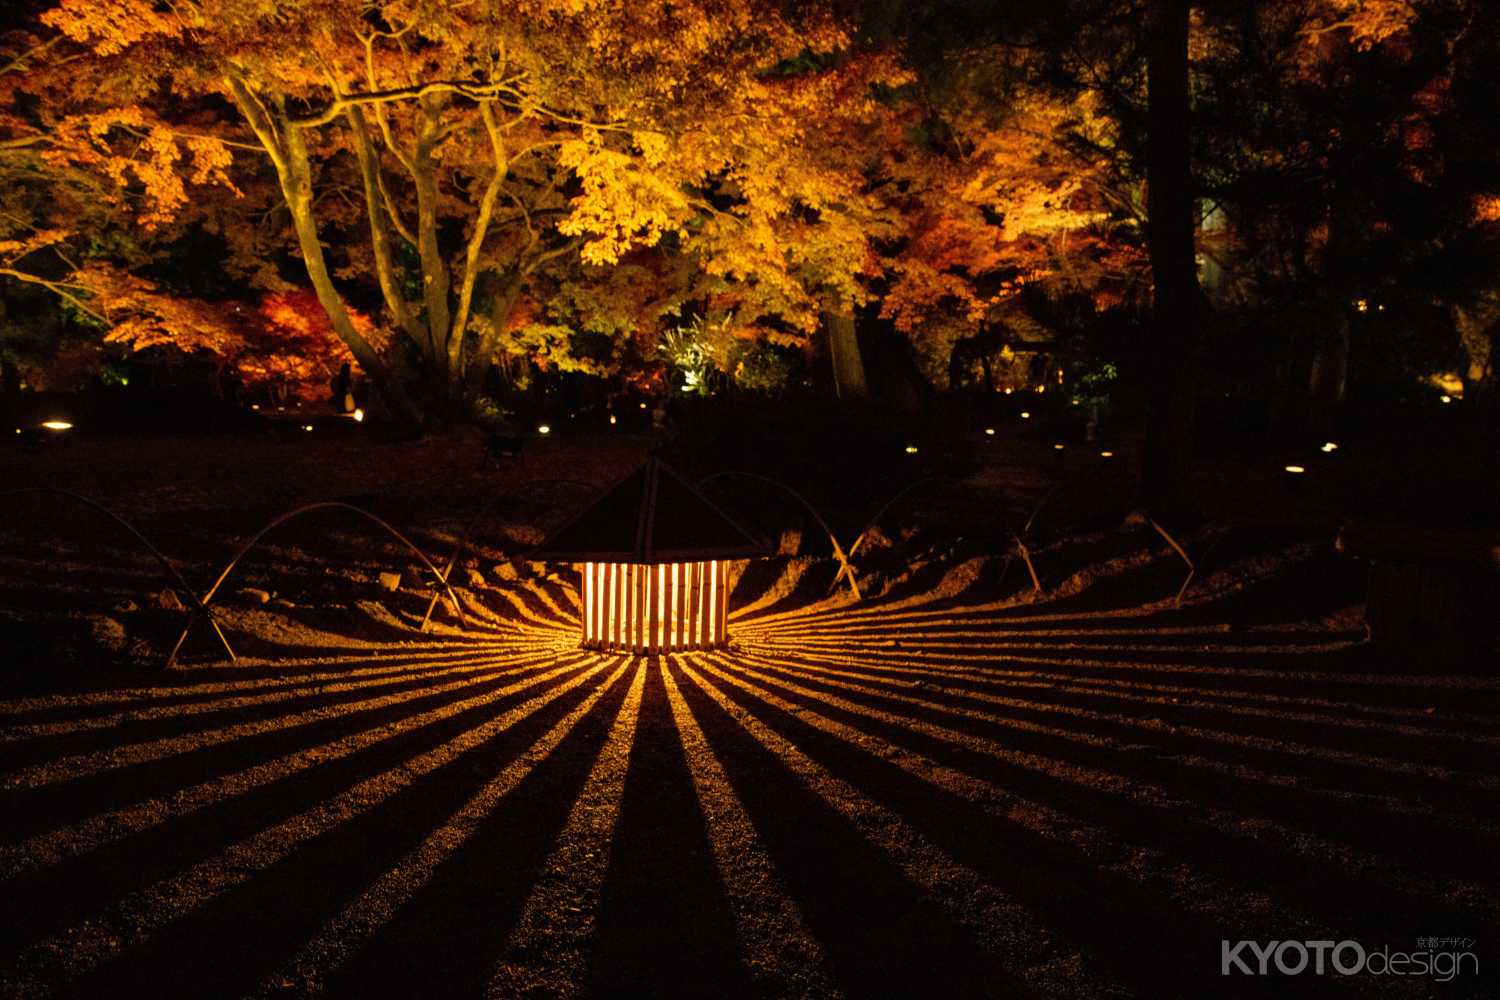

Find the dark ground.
[{"left": 0, "top": 425, "right": 1495, "bottom": 998}]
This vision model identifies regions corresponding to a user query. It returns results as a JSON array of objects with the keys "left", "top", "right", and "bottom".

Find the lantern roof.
[{"left": 531, "top": 455, "right": 769, "bottom": 563}]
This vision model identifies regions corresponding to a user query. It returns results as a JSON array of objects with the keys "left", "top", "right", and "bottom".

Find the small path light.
[
  {"left": 538, "top": 424, "right": 551, "bottom": 435},
  {"left": 1285, "top": 464, "right": 1306, "bottom": 474},
  {"left": 1321, "top": 441, "right": 1338, "bottom": 453},
  {"left": 905, "top": 445, "right": 920, "bottom": 454},
  {"left": 302, "top": 424, "right": 314, "bottom": 432},
  {"left": 1020, "top": 411, "right": 1031, "bottom": 419},
  {"left": 609, "top": 414, "right": 618, "bottom": 425},
  {"left": 984, "top": 427, "right": 996, "bottom": 436},
  {"left": 1440, "top": 395, "right": 1452, "bottom": 404},
  {"left": 41, "top": 420, "right": 74, "bottom": 431},
  {"left": 1100, "top": 450, "right": 1114, "bottom": 459},
  {"left": 353, "top": 408, "right": 365, "bottom": 423}
]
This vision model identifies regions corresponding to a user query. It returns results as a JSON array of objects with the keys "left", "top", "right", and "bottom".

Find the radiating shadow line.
[
  {"left": 319, "top": 659, "right": 642, "bottom": 1000},
  {"left": 0, "top": 640, "right": 541, "bottom": 715},
  {"left": 679, "top": 657, "right": 1335, "bottom": 999},
  {"left": 485, "top": 661, "right": 648, "bottom": 999},
  {"left": 724, "top": 651, "right": 1500, "bottom": 865},
  {"left": 738, "top": 639, "right": 1500, "bottom": 709},
  {"left": 0, "top": 647, "right": 530, "bottom": 740},
  {"left": 580, "top": 660, "right": 757, "bottom": 1000},
  {"left": 733, "top": 642, "right": 1500, "bottom": 734},
  {"left": 653, "top": 659, "right": 845, "bottom": 1000},
  {"left": 0, "top": 651, "right": 585, "bottom": 845},
  {"left": 695, "top": 653, "right": 1499, "bottom": 934},
  {"left": 730, "top": 649, "right": 1500, "bottom": 784},
  {"left": 0, "top": 655, "right": 600, "bottom": 881},
  {"left": 1, "top": 649, "right": 562, "bottom": 792},
  {"left": 0, "top": 649, "right": 561, "bottom": 770},
  {"left": 3, "top": 656, "right": 620, "bottom": 997},
  {"left": 668, "top": 656, "right": 1016, "bottom": 1000},
  {"left": 730, "top": 644, "right": 1500, "bottom": 814},
  {"left": 268, "top": 656, "right": 639, "bottom": 997},
  {"left": 0, "top": 656, "right": 473, "bottom": 729}
]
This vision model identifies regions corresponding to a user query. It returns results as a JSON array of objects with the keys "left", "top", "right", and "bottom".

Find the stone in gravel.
[
  {"left": 493, "top": 562, "right": 520, "bottom": 582},
  {"left": 377, "top": 571, "right": 402, "bottom": 592},
  {"left": 86, "top": 616, "right": 130, "bottom": 653},
  {"left": 237, "top": 587, "right": 272, "bottom": 605},
  {"left": 112, "top": 599, "right": 139, "bottom": 614},
  {"left": 153, "top": 589, "right": 186, "bottom": 612},
  {"left": 465, "top": 567, "right": 488, "bottom": 588},
  {"left": 271, "top": 598, "right": 299, "bottom": 609}
]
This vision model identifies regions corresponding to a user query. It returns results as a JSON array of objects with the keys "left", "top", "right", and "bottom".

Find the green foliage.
[{"left": 730, "top": 339, "right": 801, "bottom": 394}]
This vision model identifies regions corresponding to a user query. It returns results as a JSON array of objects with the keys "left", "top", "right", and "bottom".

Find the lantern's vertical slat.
[
  {"left": 626, "top": 564, "right": 636, "bottom": 653},
  {"left": 612, "top": 562, "right": 622, "bottom": 648},
  {"left": 697, "top": 560, "right": 707, "bottom": 648},
  {"left": 674, "top": 562, "right": 686, "bottom": 649},
  {"left": 716, "top": 560, "right": 728, "bottom": 643},
  {"left": 639, "top": 563, "right": 651, "bottom": 656},
  {"left": 696, "top": 560, "right": 708, "bottom": 644},
  {"left": 651, "top": 566, "right": 663, "bottom": 653},
  {"left": 696, "top": 561, "right": 706, "bottom": 648},
  {"left": 685, "top": 561, "right": 696, "bottom": 649},
  {"left": 582, "top": 563, "right": 592, "bottom": 645},
  {"left": 616, "top": 562, "right": 625, "bottom": 649},
  {"left": 603, "top": 563, "right": 612, "bottom": 647},
  {"left": 595, "top": 562, "right": 604, "bottom": 645},
  {"left": 706, "top": 560, "right": 717, "bottom": 645}
]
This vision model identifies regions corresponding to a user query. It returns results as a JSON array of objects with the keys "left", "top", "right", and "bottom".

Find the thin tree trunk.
[
  {"left": 225, "top": 71, "right": 423, "bottom": 428},
  {"left": 1141, "top": 0, "right": 1199, "bottom": 518},
  {"left": 825, "top": 309, "right": 868, "bottom": 403}
]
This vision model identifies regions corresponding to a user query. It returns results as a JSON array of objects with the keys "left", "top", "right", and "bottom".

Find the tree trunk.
[
  {"left": 1141, "top": 0, "right": 1199, "bottom": 519},
  {"left": 225, "top": 72, "right": 424, "bottom": 429},
  {"left": 825, "top": 309, "right": 868, "bottom": 403}
]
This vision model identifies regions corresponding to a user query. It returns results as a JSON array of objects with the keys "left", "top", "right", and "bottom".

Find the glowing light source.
[
  {"left": 609, "top": 414, "right": 618, "bottom": 425},
  {"left": 1440, "top": 395, "right": 1452, "bottom": 404},
  {"left": 639, "top": 402, "right": 647, "bottom": 410},
  {"left": 1053, "top": 443, "right": 1065, "bottom": 451},
  {"left": 905, "top": 445, "right": 919, "bottom": 454},
  {"left": 353, "top": 408, "right": 365, "bottom": 423},
  {"left": 1321, "top": 441, "right": 1338, "bottom": 453},
  {"left": 302, "top": 424, "right": 314, "bottom": 432},
  {"left": 985, "top": 427, "right": 996, "bottom": 436},
  {"left": 1004, "top": 387, "right": 1013, "bottom": 395},
  {"left": 538, "top": 424, "right": 551, "bottom": 435},
  {"left": 1100, "top": 450, "right": 1114, "bottom": 458},
  {"left": 581, "top": 559, "right": 728, "bottom": 654},
  {"left": 540, "top": 456, "right": 760, "bottom": 656},
  {"left": 41, "top": 420, "right": 73, "bottom": 431},
  {"left": 1020, "top": 411, "right": 1031, "bottom": 419},
  {"left": 1037, "top": 384, "right": 1046, "bottom": 394},
  {"left": 1285, "top": 465, "right": 1306, "bottom": 474},
  {"left": 1355, "top": 299, "right": 1369, "bottom": 313}
]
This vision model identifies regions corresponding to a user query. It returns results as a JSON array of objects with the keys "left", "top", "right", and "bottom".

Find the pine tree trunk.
[{"left": 1141, "top": 0, "right": 1199, "bottom": 519}]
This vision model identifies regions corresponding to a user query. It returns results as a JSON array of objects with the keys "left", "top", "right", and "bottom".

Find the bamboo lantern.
[{"left": 532, "top": 456, "right": 767, "bottom": 654}]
